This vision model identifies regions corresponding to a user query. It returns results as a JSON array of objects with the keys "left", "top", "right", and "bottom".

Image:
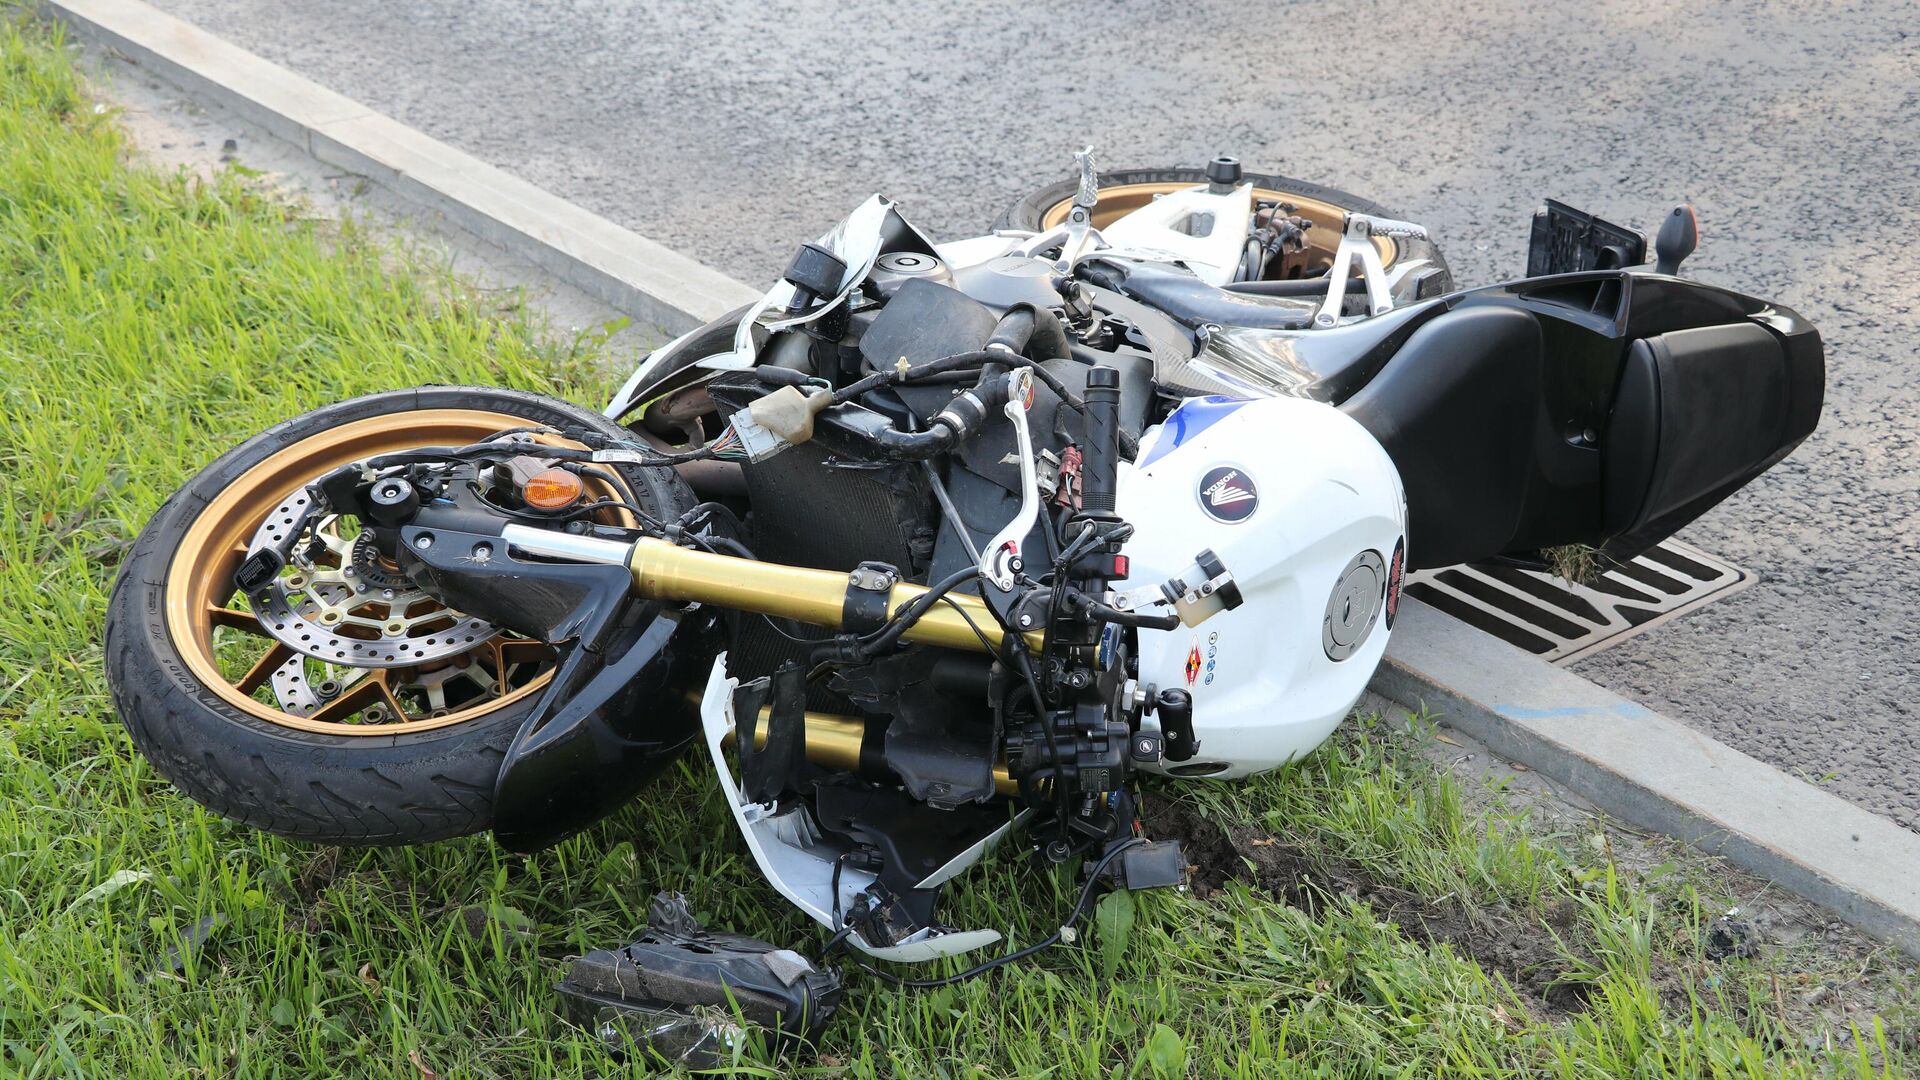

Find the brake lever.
[{"left": 980, "top": 370, "right": 1039, "bottom": 597}]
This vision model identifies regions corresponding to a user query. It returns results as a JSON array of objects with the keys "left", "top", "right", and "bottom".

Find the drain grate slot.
[{"left": 1405, "top": 539, "right": 1752, "bottom": 664}]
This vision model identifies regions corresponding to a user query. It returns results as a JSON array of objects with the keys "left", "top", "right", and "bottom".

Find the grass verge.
[{"left": 0, "top": 11, "right": 1915, "bottom": 1077}]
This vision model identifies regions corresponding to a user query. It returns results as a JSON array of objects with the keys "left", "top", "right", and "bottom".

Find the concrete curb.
[
  {"left": 47, "top": 0, "right": 762, "bottom": 335},
  {"left": 48, "top": 0, "right": 1920, "bottom": 961},
  {"left": 1380, "top": 598, "right": 1920, "bottom": 959}
]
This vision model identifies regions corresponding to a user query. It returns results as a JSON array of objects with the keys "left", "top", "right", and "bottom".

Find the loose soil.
[{"left": 1139, "top": 793, "right": 1600, "bottom": 1017}]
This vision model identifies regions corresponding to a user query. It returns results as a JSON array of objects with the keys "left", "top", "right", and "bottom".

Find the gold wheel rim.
[
  {"left": 1039, "top": 181, "right": 1398, "bottom": 275},
  {"left": 165, "top": 408, "right": 628, "bottom": 736}
]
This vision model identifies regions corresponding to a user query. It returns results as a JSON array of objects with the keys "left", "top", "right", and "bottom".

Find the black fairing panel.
[
  {"left": 489, "top": 602, "right": 722, "bottom": 853},
  {"left": 1339, "top": 306, "right": 1543, "bottom": 569},
  {"left": 396, "top": 519, "right": 723, "bottom": 852},
  {"left": 1340, "top": 271, "right": 1822, "bottom": 568}
]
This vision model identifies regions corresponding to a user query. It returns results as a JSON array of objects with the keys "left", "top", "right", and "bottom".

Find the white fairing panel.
[
  {"left": 1119, "top": 396, "right": 1406, "bottom": 778},
  {"left": 1099, "top": 182, "right": 1255, "bottom": 286},
  {"left": 697, "top": 655, "right": 1007, "bottom": 961}
]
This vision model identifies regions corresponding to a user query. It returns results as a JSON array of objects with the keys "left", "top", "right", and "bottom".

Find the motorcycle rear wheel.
[
  {"left": 996, "top": 166, "right": 1452, "bottom": 292},
  {"left": 105, "top": 386, "right": 693, "bottom": 845}
]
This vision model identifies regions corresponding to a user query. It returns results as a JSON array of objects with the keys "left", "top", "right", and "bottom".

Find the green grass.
[{"left": 0, "top": 11, "right": 1915, "bottom": 1077}]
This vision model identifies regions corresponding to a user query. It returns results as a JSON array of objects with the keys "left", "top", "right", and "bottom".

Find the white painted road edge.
[{"left": 48, "top": 0, "right": 1920, "bottom": 960}]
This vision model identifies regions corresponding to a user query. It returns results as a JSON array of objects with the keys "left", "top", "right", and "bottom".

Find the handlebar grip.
[{"left": 1081, "top": 366, "right": 1121, "bottom": 516}]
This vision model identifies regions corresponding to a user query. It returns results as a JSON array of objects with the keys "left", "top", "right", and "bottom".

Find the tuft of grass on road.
[{"left": 0, "top": 10, "right": 1914, "bottom": 1078}]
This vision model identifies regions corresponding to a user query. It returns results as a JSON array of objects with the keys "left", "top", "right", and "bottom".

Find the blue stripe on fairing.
[{"left": 1138, "top": 396, "right": 1249, "bottom": 469}]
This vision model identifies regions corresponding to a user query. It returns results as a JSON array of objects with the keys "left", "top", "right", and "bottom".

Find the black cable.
[
  {"left": 759, "top": 613, "right": 828, "bottom": 644},
  {"left": 1054, "top": 520, "right": 1100, "bottom": 569},
  {"left": 678, "top": 501, "right": 747, "bottom": 536},
  {"left": 703, "top": 535, "right": 757, "bottom": 560},
  {"left": 848, "top": 567, "right": 980, "bottom": 657},
  {"left": 1038, "top": 500, "right": 1063, "bottom": 568},
  {"left": 671, "top": 502, "right": 756, "bottom": 560},
  {"left": 802, "top": 566, "right": 981, "bottom": 673},
  {"left": 811, "top": 854, "right": 859, "bottom": 967},
  {"left": 828, "top": 350, "right": 1001, "bottom": 405},
  {"left": 841, "top": 838, "right": 1144, "bottom": 989},
  {"left": 936, "top": 595, "right": 1002, "bottom": 655},
  {"left": 1068, "top": 592, "right": 1182, "bottom": 631},
  {"left": 834, "top": 349, "right": 1087, "bottom": 413},
  {"left": 830, "top": 855, "right": 850, "bottom": 935},
  {"left": 570, "top": 497, "right": 657, "bottom": 521}
]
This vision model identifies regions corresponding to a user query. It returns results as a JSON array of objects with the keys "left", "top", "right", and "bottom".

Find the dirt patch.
[{"left": 1139, "top": 794, "right": 1595, "bottom": 1017}]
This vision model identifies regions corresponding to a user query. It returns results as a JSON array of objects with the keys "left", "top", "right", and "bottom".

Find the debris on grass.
[{"left": 1705, "top": 915, "right": 1762, "bottom": 961}]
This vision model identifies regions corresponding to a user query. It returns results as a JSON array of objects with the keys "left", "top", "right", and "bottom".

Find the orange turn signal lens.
[{"left": 523, "top": 468, "right": 584, "bottom": 511}]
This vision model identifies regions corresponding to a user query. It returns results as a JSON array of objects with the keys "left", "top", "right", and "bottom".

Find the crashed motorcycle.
[{"left": 106, "top": 151, "right": 1821, "bottom": 1056}]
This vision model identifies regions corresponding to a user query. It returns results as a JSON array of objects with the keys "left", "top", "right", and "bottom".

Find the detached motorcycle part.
[
  {"left": 104, "top": 387, "right": 697, "bottom": 846},
  {"left": 558, "top": 892, "right": 841, "bottom": 1067}
]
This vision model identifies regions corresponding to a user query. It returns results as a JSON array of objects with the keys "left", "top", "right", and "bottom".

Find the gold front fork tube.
[
  {"left": 725, "top": 706, "right": 1018, "bottom": 797},
  {"left": 626, "top": 537, "right": 1042, "bottom": 653}
]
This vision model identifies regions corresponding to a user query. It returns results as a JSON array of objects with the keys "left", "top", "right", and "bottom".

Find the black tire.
[
  {"left": 105, "top": 386, "right": 696, "bottom": 846},
  {"left": 996, "top": 166, "right": 1453, "bottom": 293}
]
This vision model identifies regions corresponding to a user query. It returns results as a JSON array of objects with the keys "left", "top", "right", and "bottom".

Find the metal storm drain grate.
[{"left": 1404, "top": 540, "right": 1753, "bottom": 664}]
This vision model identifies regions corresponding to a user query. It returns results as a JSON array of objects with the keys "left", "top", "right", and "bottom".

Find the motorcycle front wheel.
[
  {"left": 105, "top": 386, "right": 694, "bottom": 845},
  {"left": 996, "top": 165, "right": 1453, "bottom": 293}
]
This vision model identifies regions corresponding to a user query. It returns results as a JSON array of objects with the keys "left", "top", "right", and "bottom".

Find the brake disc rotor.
[
  {"left": 267, "top": 644, "right": 541, "bottom": 719},
  {"left": 245, "top": 487, "right": 499, "bottom": 669}
]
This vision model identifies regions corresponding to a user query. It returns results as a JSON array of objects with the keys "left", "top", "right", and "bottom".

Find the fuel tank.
[{"left": 1117, "top": 396, "right": 1406, "bottom": 778}]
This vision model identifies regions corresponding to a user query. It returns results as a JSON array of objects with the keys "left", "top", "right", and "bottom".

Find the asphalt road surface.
[{"left": 148, "top": 0, "right": 1920, "bottom": 830}]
